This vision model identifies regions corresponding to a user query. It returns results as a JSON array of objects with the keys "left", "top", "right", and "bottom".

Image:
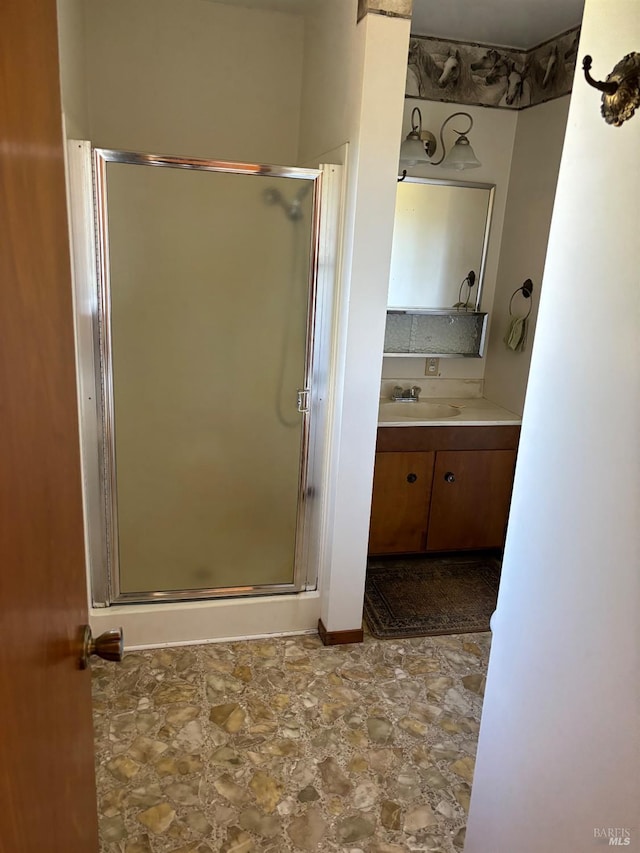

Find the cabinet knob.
[
  {"left": 406, "top": 473, "right": 418, "bottom": 483},
  {"left": 444, "top": 471, "right": 456, "bottom": 483}
]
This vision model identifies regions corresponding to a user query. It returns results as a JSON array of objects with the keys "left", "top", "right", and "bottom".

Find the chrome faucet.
[{"left": 391, "top": 385, "right": 422, "bottom": 402}]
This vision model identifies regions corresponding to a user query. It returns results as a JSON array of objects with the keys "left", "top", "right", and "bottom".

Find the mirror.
[{"left": 388, "top": 178, "right": 494, "bottom": 311}]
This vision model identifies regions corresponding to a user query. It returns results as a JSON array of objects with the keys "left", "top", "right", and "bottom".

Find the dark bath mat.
[{"left": 364, "top": 554, "right": 501, "bottom": 639}]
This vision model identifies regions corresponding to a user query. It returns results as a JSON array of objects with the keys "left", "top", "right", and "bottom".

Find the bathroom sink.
[{"left": 378, "top": 401, "right": 461, "bottom": 422}]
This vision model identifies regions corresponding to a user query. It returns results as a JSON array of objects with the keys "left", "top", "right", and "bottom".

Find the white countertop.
[{"left": 378, "top": 396, "right": 522, "bottom": 427}]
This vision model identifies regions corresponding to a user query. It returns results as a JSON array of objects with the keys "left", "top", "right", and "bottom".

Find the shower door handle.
[{"left": 297, "top": 389, "right": 310, "bottom": 413}]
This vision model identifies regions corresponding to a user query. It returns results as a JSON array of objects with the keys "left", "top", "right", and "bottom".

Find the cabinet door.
[
  {"left": 427, "top": 449, "right": 517, "bottom": 551},
  {"left": 369, "top": 451, "right": 435, "bottom": 554}
]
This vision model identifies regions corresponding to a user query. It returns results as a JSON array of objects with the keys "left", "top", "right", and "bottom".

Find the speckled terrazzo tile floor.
[{"left": 92, "top": 631, "right": 490, "bottom": 853}]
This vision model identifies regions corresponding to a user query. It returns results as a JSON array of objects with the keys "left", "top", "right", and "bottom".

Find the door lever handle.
[{"left": 80, "top": 625, "right": 124, "bottom": 669}]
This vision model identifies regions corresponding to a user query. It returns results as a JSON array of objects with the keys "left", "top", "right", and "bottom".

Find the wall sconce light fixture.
[{"left": 399, "top": 108, "right": 481, "bottom": 179}]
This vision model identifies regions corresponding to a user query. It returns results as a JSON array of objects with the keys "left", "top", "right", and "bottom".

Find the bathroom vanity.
[{"left": 369, "top": 398, "right": 521, "bottom": 555}]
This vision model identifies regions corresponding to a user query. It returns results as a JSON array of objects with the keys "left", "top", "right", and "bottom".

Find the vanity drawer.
[{"left": 376, "top": 425, "right": 520, "bottom": 453}]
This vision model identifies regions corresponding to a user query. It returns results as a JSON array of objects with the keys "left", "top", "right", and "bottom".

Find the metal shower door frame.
[{"left": 84, "top": 146, "right": 324, "bottom": 605}]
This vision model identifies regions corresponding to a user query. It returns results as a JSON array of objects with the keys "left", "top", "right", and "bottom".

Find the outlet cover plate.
[{"left": 425, "top": 357, "right": 440, "bottom": 376}]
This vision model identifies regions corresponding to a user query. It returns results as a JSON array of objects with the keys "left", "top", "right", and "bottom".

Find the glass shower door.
[{"left": 95, "top": 151, "right": 318, "bottom": 601}]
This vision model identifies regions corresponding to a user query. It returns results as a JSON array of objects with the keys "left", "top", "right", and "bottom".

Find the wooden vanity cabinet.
[
  {"left": 426, "top": 448, "right": 517, "bottom": 550},
  {"left": 368, "top": 425, "right": 520, "bottom": 555},
  {"left": 368, "top": 451, "right": 435, "bottom": 554}
]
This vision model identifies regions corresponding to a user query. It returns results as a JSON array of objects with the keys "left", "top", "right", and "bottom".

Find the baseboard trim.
[{"left": 317, "top": 619, "right": 364, "bottom": 646}]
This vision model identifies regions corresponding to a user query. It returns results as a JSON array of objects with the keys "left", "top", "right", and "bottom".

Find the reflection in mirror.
[{"left": 388, "top": 178, "right": 494, "bottom": 311}]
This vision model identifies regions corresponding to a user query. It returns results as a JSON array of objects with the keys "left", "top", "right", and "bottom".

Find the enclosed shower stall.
[{"left": 70, "top": 145, "right": 334, "bottom": 606}]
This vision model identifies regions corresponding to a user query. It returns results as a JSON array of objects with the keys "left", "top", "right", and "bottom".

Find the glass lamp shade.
[
  {"left": 440, "top": 134, "right": 481, "bottom": 170},
  {"left": 399, "top": 132, "right": 430, "bottom": 167}
]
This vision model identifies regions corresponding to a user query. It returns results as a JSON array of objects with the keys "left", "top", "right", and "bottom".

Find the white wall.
[
  {"left": 466, "top": 1, "right": 640, "bottom": 849},
  {"left": 483, "top": 96, "right": 570, "bottom": 415},
  {"left": 298, "top": 1, "right": 411, "bottom": 632},
  {"left": 83, "top": 0, "right": 304, "bottom": 164},
  {"left": 298, "top": 0, "right": 358, "bottom": 167},
  {"left": 381, "top": 98, "right": 518, "bottom": 386},
  {"left": 56, "top": 0, "right": 89, "bottom": 138}
]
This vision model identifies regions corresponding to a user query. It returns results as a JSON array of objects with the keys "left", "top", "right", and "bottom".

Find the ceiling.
[
  {"left": 211, "top": 0, "right": 585, "bottom": 49},
  {"left": 411, "top": 0, "right": 585, "bottom": 50}
]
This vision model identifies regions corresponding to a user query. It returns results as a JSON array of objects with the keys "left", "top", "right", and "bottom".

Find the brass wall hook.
[{"left": 582, "top": 53, "right": 640, "bottom": 126}]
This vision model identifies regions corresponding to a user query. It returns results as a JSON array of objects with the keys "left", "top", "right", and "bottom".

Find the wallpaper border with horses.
[
  {"left": 406, "top": 26, "right": 581, "bottom": 110},
  {"left": 358, "top": 0, "right": 412, "bottom": 22}
]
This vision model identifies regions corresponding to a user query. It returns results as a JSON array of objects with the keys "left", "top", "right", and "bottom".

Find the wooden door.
[
  {"left": 0, "top": 3, "right": 99, "bottom": 851},
  {"left": 427, "top": 449, "right": 517, "bottom": 551},
  {"left": 368, "top": 451, "right": 435, "bottom": 554}
]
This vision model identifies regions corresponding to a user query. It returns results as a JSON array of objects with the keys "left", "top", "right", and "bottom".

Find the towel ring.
[
  {"left": 508, "top": 279, "right": 534, "bottom": 319},
  {"left": 454, "top": 270, "right": 477, "bottom": 309}
]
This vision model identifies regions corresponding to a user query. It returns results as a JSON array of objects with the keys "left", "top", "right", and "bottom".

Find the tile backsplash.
[{"left": 380, "top": 378, "right": 484, "bottom": 400}]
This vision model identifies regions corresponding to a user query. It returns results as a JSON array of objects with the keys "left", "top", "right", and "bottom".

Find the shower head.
[
  {"left": 262, "top": 182, "right": 313, "bottom": 222},
  {"left": 263, "top": 187, "right": 284, "bottom": 207},
  {"left": 287, "top": 182, "right": 312, "bottom": 221}
]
